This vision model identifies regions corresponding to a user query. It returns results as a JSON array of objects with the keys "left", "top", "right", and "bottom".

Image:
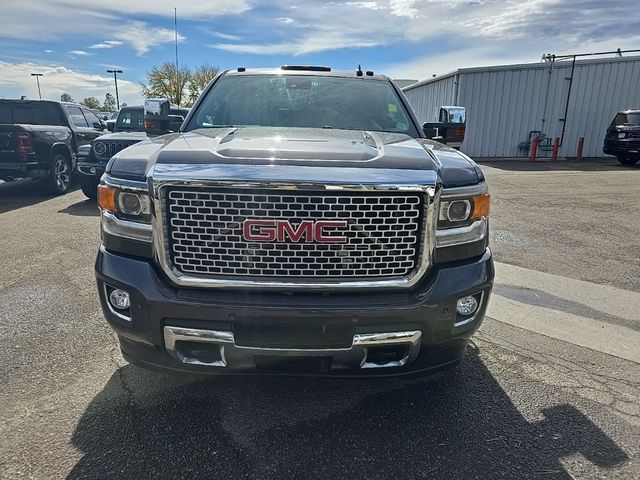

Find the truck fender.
[{"left": 50, "top": 143, "right": 75, "bottom": 171}]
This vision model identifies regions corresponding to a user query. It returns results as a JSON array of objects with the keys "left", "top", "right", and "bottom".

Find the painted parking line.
[{"left": 486, "top": 262, "right": 640, "bottom": 363}]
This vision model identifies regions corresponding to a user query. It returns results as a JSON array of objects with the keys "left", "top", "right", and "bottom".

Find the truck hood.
[
  {"left": 95, "top": 131, "right": 148, "bottom": 142},
  {"left": 107, "top": 127, "right": 481, "bottom": 187}
]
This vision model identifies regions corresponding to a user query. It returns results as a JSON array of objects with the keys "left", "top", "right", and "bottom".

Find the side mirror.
[
  {"left": 423, "top": 106, "right": 466, "bottom": 148},
  {"left": 422, "top": 123, "right": 439, "bottom": 140},
  {"left": 92, "top": 121, "right": 104, "bottom": 129},
  {"left": 106, "top": 122, "right": 115, "bottom": 132},
  {"left": 168, "top": 114, "right": 184, "bottom": 132},
  {"left": 144, "top": 98, "right": 180, "bottom": 135}
]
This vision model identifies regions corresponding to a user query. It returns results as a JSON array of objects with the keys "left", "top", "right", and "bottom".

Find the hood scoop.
[{"left": 213, "top": 130, "right": 384, "bottom": 163}]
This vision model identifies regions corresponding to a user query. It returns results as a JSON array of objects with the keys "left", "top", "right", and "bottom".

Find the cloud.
[
  {"left": 68, "top": 50, "right": 92, "bottom": 56},
  {"left": 0, "top": 60, "right": 140, "bottom": 104},
  {"left": 212, "top": 34, "right": 383, "bottom": 56},
  {"left": 113, "top": 21, "right": 185, "bottom": 56},
  {"left": 209, "top": 31, "right": 242, "bottom": 41},
  {"left": 44, "top": 50, "right": 53, "bottom": 54},
  {"left": 345, "top": 2, "right": 384, "bottom": 10},
  {"left": 0, "top": 0, "right": 250, "bottom": 55},
  {"left": 208, "top": 0, "right": 640, "bottom": 62},
  {"left": 389, "top": 0, "right": 419, "bottom": 17},
  {"left": 89, "top": 40, "right": 124, "bottom": 49}
]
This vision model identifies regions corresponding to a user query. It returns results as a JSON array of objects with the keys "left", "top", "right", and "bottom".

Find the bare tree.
[
  {"left": 140, "top": 62, "right": 191, "bottom": 106},
  {"left": 188, "top": 65, "right": 219, "bottom": 104}
]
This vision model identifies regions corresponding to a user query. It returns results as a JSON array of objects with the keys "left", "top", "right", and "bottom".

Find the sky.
[{"left": 0, "top": 0, "right": 638, "bottom": 106}]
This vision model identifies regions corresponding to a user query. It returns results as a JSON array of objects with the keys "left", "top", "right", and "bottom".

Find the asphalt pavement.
[{"left": 0, "top": 158, "right": 638, "bottom": 479}]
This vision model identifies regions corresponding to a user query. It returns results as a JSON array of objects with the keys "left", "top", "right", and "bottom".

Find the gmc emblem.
[{"left": 242, "top": 219, "right": 348, "bottom": 243}]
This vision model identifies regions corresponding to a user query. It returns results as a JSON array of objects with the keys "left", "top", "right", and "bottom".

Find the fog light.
[
  {"left": 456, "top": 295, "right": 479, "bottom": 316},
  {"left": 109, "top": 289, "right": 130, "bottom": 310},
  {"left": 90, "top": 167, "right": 96, "bottom": 174}
]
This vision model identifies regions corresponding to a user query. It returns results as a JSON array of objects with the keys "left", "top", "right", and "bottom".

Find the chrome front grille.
[{"left": 164, "top": 188, "right": 425, "bottom": 280}]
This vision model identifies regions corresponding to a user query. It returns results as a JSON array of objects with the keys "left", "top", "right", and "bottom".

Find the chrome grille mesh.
[{"left": 165, "top": 189, "right": 424, "bottom": 279}]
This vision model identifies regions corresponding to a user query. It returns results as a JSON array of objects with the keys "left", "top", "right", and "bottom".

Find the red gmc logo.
[{"left": 242, "top": 219, "right": 348, "bottom": 243}]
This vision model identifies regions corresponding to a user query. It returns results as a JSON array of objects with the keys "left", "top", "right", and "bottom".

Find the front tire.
[
  {"left": 80, "top": 177, "right": 99, "bottom": 199},
  {"left": 617, "top": 155, "right": 640, "bottom": 166},
  {"left": 47, "top": 154, "right": 72, "bottom": 194}
]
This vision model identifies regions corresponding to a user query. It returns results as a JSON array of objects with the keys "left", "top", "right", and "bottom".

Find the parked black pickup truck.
[
  {"left": 78, "top": 104, "right": 189, "bottom": 198},
  {"left": 0, "top": 99, "right": 106, "bottom": 193},
  {"left": 96, "top": 66, "right": 493, "bottom": 377}
]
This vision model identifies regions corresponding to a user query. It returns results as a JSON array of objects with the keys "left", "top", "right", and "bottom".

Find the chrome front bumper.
[{"left": 164, "top": 326, "right": 422, "bottom": 371}]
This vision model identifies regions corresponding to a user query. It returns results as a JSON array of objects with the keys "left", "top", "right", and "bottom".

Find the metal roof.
[{"left": 403, "top": 55, "right": 640, "bottom": 91}]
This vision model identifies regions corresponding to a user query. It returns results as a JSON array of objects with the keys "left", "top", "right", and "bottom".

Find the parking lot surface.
[{"left": 0, "top": 159, "right": 639, "bottom": 479}]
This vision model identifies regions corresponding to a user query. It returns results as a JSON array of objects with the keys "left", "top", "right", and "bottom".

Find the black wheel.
[
  {"left": 617, "top": 155, "right": 639, "bottom": 166},
  {"left": 80, "top": 177, "right": 99, "bottom": 199},
  {"left": 47, "top": 154, "right": 72, "bottom": 194}
]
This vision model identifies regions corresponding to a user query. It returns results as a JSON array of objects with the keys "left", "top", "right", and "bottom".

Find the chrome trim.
[
  {"left": 453, "top": 291, "right": 485, "bottom": 327},
  {"left": 440, "top": 182, "right": 488, "bottom": 199},
  {"left": 354, "top": 330, "right": 422, "bottom": 368},
  {"left": 150, "top": 163, "right": 439, "bottom": 290},
  {"left": 353, "top": 331, "right": 422, "bottom": 346},
  {"left": 101, "top": 211, "right": 153, "bottom": 243},
  {"left": 436, "top": 218, "right": 487, "bottom": 247},
  {"left": 102, "top": 283, "right": 131, "bottom": 322},
  {"left": 102, "top": 176, "right": 148, "bottom": 192},
  {"left": 163, "top": 326, "right": 422, "bottom": 370}
]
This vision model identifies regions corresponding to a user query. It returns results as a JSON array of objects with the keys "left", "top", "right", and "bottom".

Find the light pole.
[
  {"left": 107, "top": 69, "right": 123, "bottom": 110},
  {"left": 30, "top": 73, "right": 43, "bottom": 99}
]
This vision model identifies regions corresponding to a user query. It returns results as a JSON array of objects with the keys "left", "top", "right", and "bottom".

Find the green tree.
[
  {"left": 80, "top": 97, "right": 101, "bottom": 109},
  {"left": 102, "top": 93, "right": 116, "bottom": 112},
  {"left": 188, "top": 64, "right": 219, "bottom": 104},
  {"left": 60, "top": 93, "right": 73, "bottom": 102},
  {"left": 140, "top": 62, "right": 191, "bottom": 106}
]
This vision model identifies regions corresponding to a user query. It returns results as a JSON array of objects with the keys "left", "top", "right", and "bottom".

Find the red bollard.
[
  {"left": 576, "top": 137, "right": 584, "bottom": 161},
  {"left": 529, "top": 136, "right": 539, "bottom": 162},
  {"left": 552, "top": 137, "right": 560, "bottom": 161}
]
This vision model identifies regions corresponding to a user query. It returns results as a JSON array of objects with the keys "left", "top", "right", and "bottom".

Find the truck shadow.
[
  {"left": 57, "top": 199, "right": 99, "bottom": 217},
  {"left": 0, "top": 178, "right": 79, "bottom": 214},
  {"left": 67, "top": 347, "right": 628, "bottom": 479}
]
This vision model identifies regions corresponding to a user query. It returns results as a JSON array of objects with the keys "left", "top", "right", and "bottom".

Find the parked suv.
[
  {"left": 95, "top": 66, "right": 493, "bottom": 377},
  {"left": 78, "top": 104, "right": 189, "bottom": 198},
  {"left": 0, "top": 99, "right": 105, "bottom": 193},
  {"left": 603, "top": 109, "right": 640, "bottom": 166}
]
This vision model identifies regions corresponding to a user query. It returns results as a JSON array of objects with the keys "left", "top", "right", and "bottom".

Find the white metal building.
[{"left": 402, "top": 55, "right": 640, "bottom": 158}]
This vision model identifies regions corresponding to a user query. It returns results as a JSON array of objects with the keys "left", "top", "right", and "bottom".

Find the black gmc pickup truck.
[
  {"left": 96, "top": 66, "right": 494, "bottom": 377},
  {"left": 0, "top": 99, "right": 106, "bottom": 193}
]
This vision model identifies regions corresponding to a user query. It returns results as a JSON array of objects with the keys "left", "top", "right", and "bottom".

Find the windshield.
[
  {"left": 115, "top": 109, "right": 144, "bottom": 132},
  {"left": 187, "top": 74, "right": 417, "bottom": 135},
  {"left": 626, "top": 113, "right": 640, "bottom": 126}
]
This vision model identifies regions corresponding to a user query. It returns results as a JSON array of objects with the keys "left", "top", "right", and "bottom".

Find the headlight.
[
  {"left": 436, "top": 185, "right": 490, "bottom": 249},
  {"left": 98, "top": 183, "right": 152, "bottom": 243},
  {"left": 93, "top": 141, "right": 107, "bottom": 157},
  {"left": 618, "top": 132, "right": 627, "bottom": 139},
  {"left": 438, "top": 192, "right": 490, "bottom": 229},
  {"left": 98, "top": 184, "right": 151, "bottom": 218}
]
